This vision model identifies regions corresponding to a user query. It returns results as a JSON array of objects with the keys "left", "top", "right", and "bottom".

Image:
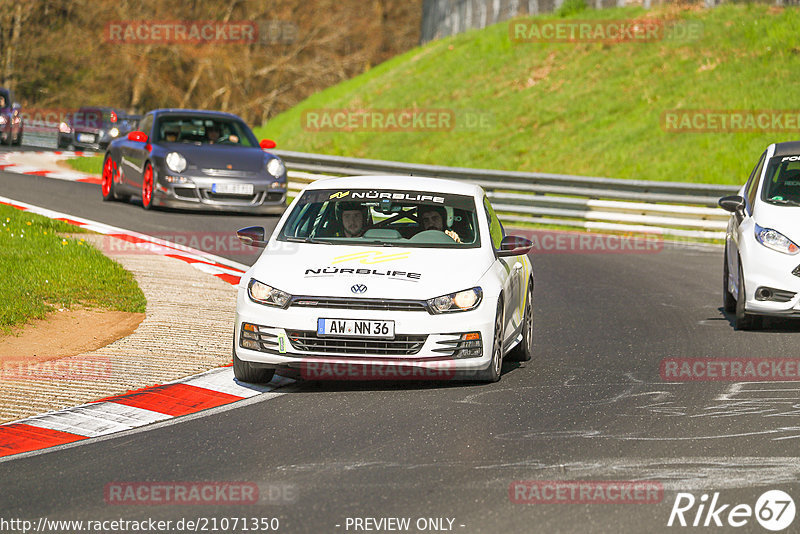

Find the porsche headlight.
[
  {"left": 165, "top": 152, "right": 187, "bottom": 173},
  {"left": 755, "top": 224, "right": 799, "bottom": 255},
  {"left": 267, "top": 158, "right": 285, "bottom": 178},
  {"left": 427, "top": 287, "right": 483, "bottom": 314},
  {"left": 248, "top": 279, "right": 292, "bottom": 308},
  {"left": 58, "top": 121, "right": 71, "bottom": 133}
]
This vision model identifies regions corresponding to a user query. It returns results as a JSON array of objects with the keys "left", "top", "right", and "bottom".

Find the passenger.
[
  {"left": 418, "top": 205, "right": 461, "bottom": 243},
  {"left": 164, "top": 128, "right": 179, "bottom": 142}
]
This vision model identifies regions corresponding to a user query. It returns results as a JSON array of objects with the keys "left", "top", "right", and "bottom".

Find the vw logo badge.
[{"left": 351, "top": 284, "right": 367, "bottom": 294}]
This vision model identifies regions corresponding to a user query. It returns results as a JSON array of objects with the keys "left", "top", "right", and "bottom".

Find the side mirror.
[
  {"left": 260, "top": 139, "right": 277, "bottom": 150},
  {"left": 237, "top": 226, "right": 268, "bottom": 248},
  {"left": 127, "top": 131, "right": 148, "bottom": 143},
  {"left": 719, "top": 195, "right": 745, "bottom": 214},
  {"left": 497, "top": 235, "right": 533, "bottom": 257}
]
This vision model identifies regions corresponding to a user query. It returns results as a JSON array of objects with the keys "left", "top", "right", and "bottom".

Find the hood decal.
[
  {"left": 305, "top": 266, "right": 421, "bottom": 282},
  {"left": 331, "top": 251, "right": 412, "bottom": 264}
]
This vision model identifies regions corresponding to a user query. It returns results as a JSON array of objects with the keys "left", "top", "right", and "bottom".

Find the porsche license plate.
[
  {"left": 212, "top": 183, "right": 254, "bottom": 195},
  {"left": 77, "top": 133, "right": 95, "bottom": 143},
  {"left": 317, "top": 318, "right": 395, "bottom": 339}
]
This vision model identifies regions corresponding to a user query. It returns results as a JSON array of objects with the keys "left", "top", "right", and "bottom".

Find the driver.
[
  {"left": 206, "top": 124, "right": 221, "bottom": 143},
  {"left": 335, "top": 201, "right": 371, "bottom": 237},
  {"left": 418, "top": 205, "right": 461, "bottom": 243},
  {"left": 164, "top": 127, "right": 179, "bottom": 142}
]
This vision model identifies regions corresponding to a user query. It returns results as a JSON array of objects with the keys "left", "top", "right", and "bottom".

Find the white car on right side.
[{"left": 720, "top": 141, "right": 800, "bottom": 330}]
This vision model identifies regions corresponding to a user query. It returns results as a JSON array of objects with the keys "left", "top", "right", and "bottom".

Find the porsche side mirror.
[
  {"left": 497, "top": 235, "right": 534, "bottom": 257},
  {"left": 127, "top": 131, "right": 148, "bottom": 143},
  {"left": 237, "top": 226, "right": 268, "bottom": 248}
]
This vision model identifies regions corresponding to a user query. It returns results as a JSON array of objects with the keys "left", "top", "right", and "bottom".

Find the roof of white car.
[{"left": 304, "top": 175, "right": 484, "bottom": 197}]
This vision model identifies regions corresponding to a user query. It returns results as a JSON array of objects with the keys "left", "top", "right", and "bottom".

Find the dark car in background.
[
  {"left": 58, "top": 107, "right": 139, "bottom": 151},
  {"left": 0, "top": 87, "right": 23, "bottom": 146},
  {"left": 101, "top": 108, "right": 287, "bottom": 213}
]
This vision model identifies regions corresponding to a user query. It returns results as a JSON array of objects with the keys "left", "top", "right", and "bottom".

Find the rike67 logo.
[{"left": 668, "top": 490, "right": 795, "bottom": 531}]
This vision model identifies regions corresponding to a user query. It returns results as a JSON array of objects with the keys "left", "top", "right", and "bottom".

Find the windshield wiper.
[
  {"left": 284, "top": 237, "right": 333, "bottom": 244},
  {"left": 768, "top": 198, "right": 800, "bottom": 206}
]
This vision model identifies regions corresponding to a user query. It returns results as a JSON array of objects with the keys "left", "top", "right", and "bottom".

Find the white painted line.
[{"left": 179, "top": 367, "right": 294, "bottom": 398}]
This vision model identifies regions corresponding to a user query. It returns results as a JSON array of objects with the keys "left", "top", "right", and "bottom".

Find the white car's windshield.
[
  {"left": 278, "top": 188, "right": 481, "bottom": 248},
  {"left": 762, "top": 156, "right": 800, "bottom": 206}
]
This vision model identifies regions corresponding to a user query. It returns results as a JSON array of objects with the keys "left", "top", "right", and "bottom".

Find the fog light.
[
  {"left": 457, "top": 332, "right": 482, "bottom": 358},
  {"left": 241, "top": 339, "right": 259, "bottom": 350}
]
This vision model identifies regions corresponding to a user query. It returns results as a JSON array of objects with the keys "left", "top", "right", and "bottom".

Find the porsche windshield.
[
  {"left": 279, "top": 189, "right": 481, "bottom": 248},
  {"left": 762, "top": 156, "right": 800, "bottom": 206},
  {"left": 154, "top": 115, "right": 257, "bottom": 147}
]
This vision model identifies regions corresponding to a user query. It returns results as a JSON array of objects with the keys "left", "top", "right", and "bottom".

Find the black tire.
[
  {"left": 12, "top": 128, "right": 21, "bottom": 146},
  {"left": 723, "top": 247, "right": 736, "bottom": 313},
  {"left": 476, "top": 299, "right": 504, "bottom": 382},
  {"left": 735, "top": 260, "right": 762, "bottom": 330},
  {"left": 1, "top": 132, "right": 10, "bottom": 146},
  {"left": 508, "top": 280, "right": 533, "bottom": 362},
  {"left": 233, "top": 339, "right": 275, "bottom": 384}
]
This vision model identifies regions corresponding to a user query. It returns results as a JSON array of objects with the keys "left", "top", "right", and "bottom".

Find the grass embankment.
[
  {"left": 0, "top": 204, "right": 146, "bottom": 335},
  {"left": 65, "top": 154, "right": 103, "bottom": 175},
  {"left": 255, "top": 3, "right": 800, "bottom": 185}
]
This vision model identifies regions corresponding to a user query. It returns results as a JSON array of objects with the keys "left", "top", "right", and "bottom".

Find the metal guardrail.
[{"left": 275, "top": 150, "right": 737, "bottom": 239}]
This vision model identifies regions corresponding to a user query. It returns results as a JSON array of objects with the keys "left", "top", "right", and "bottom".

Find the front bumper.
[
  {"left": 151, "top": 172, "right": 287, "bottom": 214},
  {"left": 234, "top": 289, "right": 496, "bottom": 378},
  {"left": 740, "top": 239, "right": 800, "bottom": 317}
]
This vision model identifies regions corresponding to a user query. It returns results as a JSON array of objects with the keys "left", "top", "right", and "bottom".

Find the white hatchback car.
[
  {"left": 233, "top": 176, "right": 534, "bottom": 382},
  {"left": 720, "top": 141, "right": 800, "bottom": 329}
]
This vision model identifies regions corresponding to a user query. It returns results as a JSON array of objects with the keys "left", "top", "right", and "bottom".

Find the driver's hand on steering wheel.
[{"left": 445, "top": 229, "right": 462, "bottom": 243}]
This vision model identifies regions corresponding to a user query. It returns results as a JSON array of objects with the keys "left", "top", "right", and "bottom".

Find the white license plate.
[
  {"left": 317, "top": 318, "right": 395, "bottom": 339},
  {"left": 212, "top": 183, "right": 254, "bottom": 195},
  {"left": 77, "top": 133, "right": 95, "bottom": 143}
]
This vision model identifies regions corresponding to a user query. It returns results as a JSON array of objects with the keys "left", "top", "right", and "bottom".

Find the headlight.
[
  {"left": 427, "top": 287, "right": 483, "bottom": 313},
  {"left": 267, "top": 158, "right": 285, "bottom": 177},
  {"left": 109, "top": 127, "right": 120, "bottom": 137},
  {"left": 58, "top": 121, "right": 71, "bottom": 133},
  {"left": 248, "top": 279, "right": 292, "bottom": 308},
  {"left": 755, "top": 224, "right": 799, "bottom": 255},
  {"left": 165, "top": 152, "right": 187, "bottom": 173},
  {"left": 0, "top": 116, "right": 7, "bottom": 125}
]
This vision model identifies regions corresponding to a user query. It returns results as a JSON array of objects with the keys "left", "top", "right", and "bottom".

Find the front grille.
[
  {"left": 201, "top": 190, "right": 262, "bottom": 203},
  {"left": 286, "top": 330, "right": 427, "bottom": 355},
  {"left": 173, "top": 187, "right": 196, "bottom": 199},
  {"left": 290, "top": 296, "right": 428, "bottom": 312}
]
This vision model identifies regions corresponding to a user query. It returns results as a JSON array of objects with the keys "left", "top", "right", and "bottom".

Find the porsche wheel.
[{"left": 141, "top": 163, "right": 155, "bottom": 210}]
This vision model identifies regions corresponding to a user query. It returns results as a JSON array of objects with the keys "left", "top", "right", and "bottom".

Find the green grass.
[
  {"left": 0, "top": 204, "right": 147, "bottom": 335},
  {"left": 255, "top": 4, "right": 800, "bottom": 185},
  {"left": 65, "top": 154, "right": 103, "bottom": 175}
]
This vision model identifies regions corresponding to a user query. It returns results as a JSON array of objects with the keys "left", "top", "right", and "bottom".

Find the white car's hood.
[
  {"left": 248, "top": 244, "right": 492, "bottom": 300},
  {"left": 755, "top": 203, "right": 800, "bottom": 245}
]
